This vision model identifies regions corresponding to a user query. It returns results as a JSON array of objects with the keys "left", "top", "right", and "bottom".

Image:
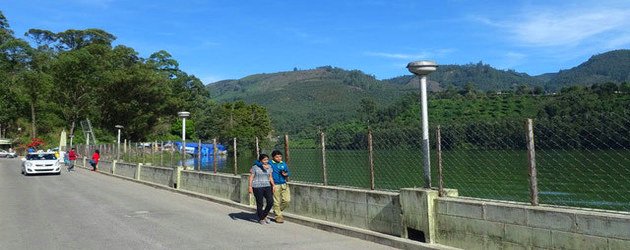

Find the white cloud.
[
  {"left": 605, "top": 33, "right": 630, "bottom": 48},
  {"left": 365, "top": 51, "right": 430, "bottom": 60},
  {"left": 494, "top": 51, "right": 528, "bottom": 71},
  {"left": 505, "top": 52, "right": 526, "bottom": 61},
  {"left": 71, "top": 0, "right": 114, "bottom": 8},
  {"left": 200, "top": 75, "right": 226, "bottom": 84},
  {"left": 480, "top": 5, "right": 630, "bottom": 48}
]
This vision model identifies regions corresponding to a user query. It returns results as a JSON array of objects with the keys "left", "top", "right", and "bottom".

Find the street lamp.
[
  {"left": 115, "top": 125, "right": 124, "bottom": 161},
  {"left": 178, "top": 111, "right": 190, "bottom": 168},
  {"left": 407, "top": 60, "right": 438, "bottom": 188}
]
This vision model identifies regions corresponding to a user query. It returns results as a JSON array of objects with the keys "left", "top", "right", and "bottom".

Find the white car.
[
  {"left": 22, "top": 153, "right": 61, "bottom": 175},
  {"left": 0, "top": 150, "right": 17, "bottom": 158}
]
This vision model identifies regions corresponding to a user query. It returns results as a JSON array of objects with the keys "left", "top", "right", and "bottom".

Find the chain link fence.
[{"left": 79, "top": 111, "right": 630, "bottom": 212}]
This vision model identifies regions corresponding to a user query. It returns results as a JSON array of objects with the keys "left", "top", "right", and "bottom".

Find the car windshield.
[{"left": 26, "top": 154, "right": 57, "bottom": 160}]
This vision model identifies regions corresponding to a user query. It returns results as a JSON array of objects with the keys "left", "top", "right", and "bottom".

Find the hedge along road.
[{"left": 0, "top": 158, "right": 395, "bottom": 250}]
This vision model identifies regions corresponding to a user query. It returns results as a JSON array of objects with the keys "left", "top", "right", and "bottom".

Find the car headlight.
[{"left": 25, "top": 162, "right": 33, "bottom": 168}]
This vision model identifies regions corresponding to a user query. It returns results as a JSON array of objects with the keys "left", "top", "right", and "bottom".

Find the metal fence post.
[
  {"left": 526, "top": 118, "right": 539, "bottom": 206},
  {"left": 197, "top": 140, "right": 202, "bottom": 171},
  {"left": 284, "top": 134, "right": 290, "bottom": 165},
  {"left": 170, "top": 142, "right": 174, "bottom": 167},
  {"left": 150, "top": 141, "right": 155, "bottom": 165},
  {"left": 142, "top": 142, "right": 146, "bottom": 164},
  {"left": 233, "top": 137, "right": 238, "bottom": 175},
  {"left": 368, "top": 129, "right": 375, "bottom": 190},
  {"left": 213, "top": 138, "right": 218, "bottom": 174},
  {"left": 321, "top": 131, "right": 328, "bottom": 186},
  {"left": 437, "top": 126, "right": 444, "bottom": 197}
]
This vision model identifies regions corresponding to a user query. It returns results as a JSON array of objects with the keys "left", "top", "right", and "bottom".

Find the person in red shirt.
[
  {"left": 68, "top": 147, "right": 78, "bottom": 171},
  {"left": 90, "top": 149, "right": 100, "bottom": 171}
]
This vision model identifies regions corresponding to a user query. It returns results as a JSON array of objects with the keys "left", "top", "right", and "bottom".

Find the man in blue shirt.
[{"left": 270, "top": 150, "right": 291, "bottom": 223}]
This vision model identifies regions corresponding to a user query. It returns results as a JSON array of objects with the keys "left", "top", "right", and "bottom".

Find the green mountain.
[
  {"left": 545, "top": 49, "right": 630, "bottom": 89},
  {"left": 207, "top": 66, "right": 410, "bottom": 134},
  {"left": 207, "top": 50, "right": 629, "bottom": 133},
  {"left": 385, "top": 61, "right": 544, "bottom": 92}
]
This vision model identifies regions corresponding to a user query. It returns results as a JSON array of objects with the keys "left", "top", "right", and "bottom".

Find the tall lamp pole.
[
  {"left": 178, "top": 111, "right": 190, "bottom": 168},
  {"left": 115, "top": 125, "right": 123, "bottom": 161},
  {"left": 407, "top": 60, "right": 438, "bottom": 188}
]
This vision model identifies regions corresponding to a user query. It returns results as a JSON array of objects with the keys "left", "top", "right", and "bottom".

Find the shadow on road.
[{"left": 228, "top": 212, "right": 259, "bottom": 223}]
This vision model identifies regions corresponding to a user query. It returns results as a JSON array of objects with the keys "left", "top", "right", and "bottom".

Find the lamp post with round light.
[
  {"left": 178, "top": 111, "right": 190, "bottom": 168},
  {"left": 407, "top": 60, "right": 437, "bottom": 188}
]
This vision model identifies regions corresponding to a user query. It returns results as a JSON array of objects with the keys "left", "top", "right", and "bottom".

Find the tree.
[
  {"left": 1, "top": 37, "right": 54, "bottom": 138},
  {"left": 26, "top": 28, "right": 116, "bottom": 52},
  {"left": 358, "top": 98, "right": 376, "bottom": 125},
  {"left": 97, "top": 45, "right": 172, "bottom": 140},
  {"left": 196, "top": 101, "right": 272, "bottom": 143},
  {"left": 50, "top": 44, "right": 109, "bottom": 134},
  {"left": 0, "top": 11, "right": 13, "bottom": 44},
  {"left": 515, "top": 84, "right": 530, "bottom": 95}
]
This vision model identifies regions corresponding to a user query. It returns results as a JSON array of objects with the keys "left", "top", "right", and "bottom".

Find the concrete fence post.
[
  {"left": 112, "top": 160, "right": 117, "bottom": 175},
  {"left": 172, "top": 166, "right": 183, "bottom": 189},
  {"left": 400, "top": 188, "right": 439, "bottom": 243},
  {"left": 136, "top": 163, "right": 142, "bottom": 180},
  {"left": 239, "top": 174, "right": 254, "bottom": 206}
]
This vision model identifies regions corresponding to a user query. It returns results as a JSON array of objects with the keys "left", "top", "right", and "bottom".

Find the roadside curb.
[{"left": 79, "top": 165, "right": 458, "bottom": 250}]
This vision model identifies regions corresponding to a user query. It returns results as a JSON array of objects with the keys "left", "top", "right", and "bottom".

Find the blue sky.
[{"left": 2, "top": 0, "right": 629, "bottom": 83}]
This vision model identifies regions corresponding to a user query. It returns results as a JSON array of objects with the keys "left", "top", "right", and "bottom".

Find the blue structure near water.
[{"left": 173, "top": 142, "right": 228, "bottom": 156}]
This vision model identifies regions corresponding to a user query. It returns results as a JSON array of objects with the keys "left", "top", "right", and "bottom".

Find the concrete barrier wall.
[
  {"left": 115, "top": 162, "right": 138, "bottom": 179},
  {"left": 179, "top": 171, "right": 241, "bottom": 202},
  {"left": 436, "top": 197, "right": 630, "bottom": 249},
  {"left": 286, "top": 183, "right": 402, "bottom": 236},
  {"left": 98, "top": 160, "right": 113, "bottom": 173},
  {"left": 139, "top": 165, "right": 173, "bottom": 187},
  {"left": 85, "top": 163, "right": 630, "bottom": 249}
]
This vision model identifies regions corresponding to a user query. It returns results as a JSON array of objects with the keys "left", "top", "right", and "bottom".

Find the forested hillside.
[
  {"left": 207, "top": 66, "right": 411, "bottom": 135},
  {"left": 384, "top": 62, "right": 544, "bottom": 91},
  {"left": 207, "top": 51, "right": 629, "bottom": 135},
  {"left": 546, "top": 49, "right": 630, "bottom": 88}
]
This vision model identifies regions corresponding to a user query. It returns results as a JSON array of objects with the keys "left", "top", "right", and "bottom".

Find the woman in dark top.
[{"left": 248, "top": 154, "right": 275, "bottom": 224}]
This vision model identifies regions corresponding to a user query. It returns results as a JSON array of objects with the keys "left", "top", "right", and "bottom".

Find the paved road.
[{"left": 0, "top": 158, "right": 395, "bottom": 250}]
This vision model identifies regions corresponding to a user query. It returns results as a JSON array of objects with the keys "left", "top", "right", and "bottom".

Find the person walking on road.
[
  {"left": 270, "top": 150, "right": 291, "bottom": 223},
  {"left": 90, "top": 149, "right": 100, "bottom": 171},
  {"left": 248, "top": 154, "right": 275, "bottom": 224},
  {"left": 67, "top": 147, "right": 78, "bottom": 171}
]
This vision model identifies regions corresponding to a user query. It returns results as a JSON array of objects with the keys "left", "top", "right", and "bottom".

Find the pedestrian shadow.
[{"left": 228, "top": 212, "right": 258, "bottom": 223}]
